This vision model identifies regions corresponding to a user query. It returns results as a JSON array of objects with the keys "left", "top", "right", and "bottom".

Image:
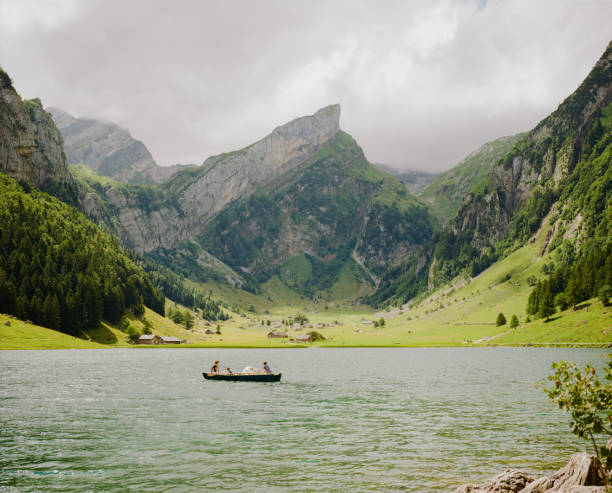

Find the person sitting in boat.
[
  {"left": 263, "top": 361, "right": 272, "bottom": 374},
  {"left": 226, "top": 367, "right": 233, "bottom": 375},
  {"left": 210, "top": 361, "right": 220, "bottom": 374}
]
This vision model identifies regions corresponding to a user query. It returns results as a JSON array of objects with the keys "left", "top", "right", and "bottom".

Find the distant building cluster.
[{"left": 138, "top": 334, "right": 184, "bottom": 344}]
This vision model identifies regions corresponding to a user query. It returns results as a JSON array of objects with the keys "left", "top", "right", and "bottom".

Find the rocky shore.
[{"left": 455, "top": 452, "right": 610, "bottom": 493}]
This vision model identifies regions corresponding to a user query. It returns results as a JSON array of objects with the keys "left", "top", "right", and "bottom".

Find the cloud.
[{"left": 0, "top": 0, "right": 610, "bottom": 172}]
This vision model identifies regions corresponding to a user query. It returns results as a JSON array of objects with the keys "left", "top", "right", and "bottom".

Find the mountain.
[
  {"left": 163, "top": 105, "right": 343, "bottom": 231},
  {"left": 417, "top": 134, "right": 524, "bottom": 224},
  {"left": 0, "top": 68, "right": 168, "bottom": 334},
  {"left": 411, "top": 40, "right": 611, "bottom": 302},
  {"left": 68, "top": 103, "right": 436, "bottom": 300},
  {"left": 0, "top": 69, "right": 76, "bottom": 198},
  {"left": 366, "top": 41, "right": 612, "bottom": 307},
  {"left": 375, "top": 165, "right": 437, "bottom": 194},
  {"left": 48, "top": 107, "right": 193, "bottom": 185},
  {"left": 194, "top": 131, "right": 434, "bottom": 298}
]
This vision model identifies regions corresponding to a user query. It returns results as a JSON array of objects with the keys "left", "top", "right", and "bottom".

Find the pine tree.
[
  {"left": 598, "top": 285, "right": 612, "bottom": 307},
  {"left": 554, "top": 292, "right": 569, "bottom": 311},
  {"left": 496, "top": 313, "right": 507, "bottom": 326},
  {"left": 510, "top": 315, "right": 519, "bottom": 329},
  {"left": 566, "top": 277, "right": 578, "bottom": 309},
  {"left": 538, "top": 288, "right": 556, "bottom": 321}
]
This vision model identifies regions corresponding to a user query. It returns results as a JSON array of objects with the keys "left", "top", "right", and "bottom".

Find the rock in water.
[
  {"left": 454, "top": 469, "right": 533, "bottom": 493},
  {"left": 520, "top": 452, "right": 605, "bottom": 492}
]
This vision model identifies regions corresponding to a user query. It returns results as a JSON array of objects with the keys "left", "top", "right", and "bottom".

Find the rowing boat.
[{"left": 202, "top": 372, "right": 282, "bottom": 382}]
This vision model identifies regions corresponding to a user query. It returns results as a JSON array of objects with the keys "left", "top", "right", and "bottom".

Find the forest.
[{"left": 0, "top": 175, "right": 165, "bottom": 335}]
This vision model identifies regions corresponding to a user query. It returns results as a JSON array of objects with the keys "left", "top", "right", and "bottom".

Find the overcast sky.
[{"left": 0, "top": 0, "right": 610, "bottom": 172}]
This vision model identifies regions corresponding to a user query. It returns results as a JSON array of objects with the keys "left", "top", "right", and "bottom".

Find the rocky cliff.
[
  {"left": 48, "top": 108, "right": 191, "bottom": 185},
  {"left": 0, "top": 68, "right": 74, "bottom": 193},
  {"left": 418, "top": 133, "right": 524, "bottom": 225},
  {"left": 164, "top": 104, "right": 342, "bottom": 232},
  {"left": 71, "top": 165, "right": 188, "bottom": 254},
  {"left": 194, "top": 130, "right": 434, "bottom": 298},
  {"left": 451, "top": 41, "right": 612, "bottom": 251}
]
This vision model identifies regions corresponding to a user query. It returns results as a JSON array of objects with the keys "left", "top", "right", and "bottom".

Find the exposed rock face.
[
  {"left": 455, "top": 453, "right": 607, "bottom": 493},
  {"left": 73, "top": 166, "right": 188, "bottom": 254},
  {"left": 26, "top": 99, "right": 73, "bottom": 187},
  {"left": 418, "top": 133, "right": 523, "bottom": 225},
  {"left": 197, "top": 130, "right": 434, "bottom": 296},
  {"left": 0, "top": 69, "right": 73, "bottom": 190},
  {"left": 165, "top": 104, "right": 341, "bottom": 232},
  {"left": 451, "top": 41, "right": 612, "bottom": 251},
  {"left": 0, "top": 69, "right": 36, "bottom": 184},
  {"left": 48, "top": 107, "right": 190, "bottom": 185}
]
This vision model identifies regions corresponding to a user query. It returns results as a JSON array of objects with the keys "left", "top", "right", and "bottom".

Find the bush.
[
  {"left": 599, "top": 285, "right": 612, "bottom": 307},
  {"left": 496, "top": 313, "right": 507, "bottom": 326},
  {"left": 183, "top": 310, "right": 194, "bottom": 330},
  {"left": 216, "top": 324, "right": 221, "bottom": 335},
  {"left": 118, "top": 317, "right": 130, "bottom": 332},
  {"left": 510, "top": 315, "right": 519, "bottom": 329},
  {"left": 308, "top": 330, "right": 325, "bottom": 341},
  {"left": 542, "top": 358, "right": 612, "bottom": 482},
  {"left": 126, "top": 325, "right": 140, "bottom": 343}
]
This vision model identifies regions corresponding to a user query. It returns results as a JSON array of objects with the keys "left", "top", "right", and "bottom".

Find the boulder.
[
  {"left": 520, "top": 453, "right": 604, "bottom": 492},
  {"left": 3, "top": 320, "right": 10, "bottom": 326},
  {"left": 455, "top": 469, "right": 533, "bottom": 493}
]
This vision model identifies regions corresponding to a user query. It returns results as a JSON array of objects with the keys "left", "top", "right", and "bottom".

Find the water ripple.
[{"left": 0, "top": 348, "right": 608, "bottom": 492}]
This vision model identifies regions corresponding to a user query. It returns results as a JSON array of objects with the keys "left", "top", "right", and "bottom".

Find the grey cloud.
[{"left": 0, "top": 0, "right": 610, "bottom": 172}]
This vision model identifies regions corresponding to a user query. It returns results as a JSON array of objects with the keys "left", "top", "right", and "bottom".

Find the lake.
[{"left": 0, "top": 348, "right": 609, "bottom": 492}]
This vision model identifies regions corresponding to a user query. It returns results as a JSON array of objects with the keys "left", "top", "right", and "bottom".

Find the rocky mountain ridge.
[
  {"left": 194, "top": 130, "right": 434, "bottom": 298},
  {"left": 164, "top": 104, "right": 342, "bottom": 233},
  {"left": 418, "top": 133, "right": 524, "bottom": 225},
  {"left": 452, "top": 41, "right": 612, "bottom": 252},
  {"left": 48, "top": 107, "right": 192, "bottom": 185}
]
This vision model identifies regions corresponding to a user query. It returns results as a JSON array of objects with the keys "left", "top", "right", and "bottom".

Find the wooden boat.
[{"left": 202, "top": 372, "right": 282, "bottom": 382}]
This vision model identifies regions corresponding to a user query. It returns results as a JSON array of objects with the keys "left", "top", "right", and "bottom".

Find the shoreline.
[{"left": 2, "top": 342, "right": 610, "bottom": 350}]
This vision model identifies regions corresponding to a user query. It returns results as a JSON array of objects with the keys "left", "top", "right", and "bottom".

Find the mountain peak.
[
  {"left": 270, "top": 103, "right": 340, "bottom": 143},
  {"left": 165, "top": 104, "right": 343, "bottom": 232}
]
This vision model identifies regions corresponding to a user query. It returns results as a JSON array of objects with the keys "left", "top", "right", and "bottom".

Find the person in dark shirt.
[
  {"left": 263, "top": 361, "right": 272, "bottom": 374},
  {"left": 210, "top": 360, "right": 220, "bottom": 374}
]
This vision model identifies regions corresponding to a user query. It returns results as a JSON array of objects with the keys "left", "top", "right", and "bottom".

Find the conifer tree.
[{"left": 539, "top": 288, "right": 556, "bottom": 321}]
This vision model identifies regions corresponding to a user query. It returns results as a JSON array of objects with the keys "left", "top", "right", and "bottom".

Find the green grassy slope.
[{"left": 418, "top": 133, "right": 523, "bottom": 224}]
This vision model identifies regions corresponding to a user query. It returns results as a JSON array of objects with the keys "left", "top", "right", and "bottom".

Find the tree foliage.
[
  {"left": 527, "top": 239, "right": 612, "bottom": 318},
  {"left": 542, "top": 358, "right": 612, "bottom": 475},
  {"left": 142, "top": 260, "right": 228, "bottom": 321},
  {"left": 0, "top": 175, "right": 164, "bottom": 334},
  {"left": 496, "top": 313, "right": 506, "bottom": 326}
]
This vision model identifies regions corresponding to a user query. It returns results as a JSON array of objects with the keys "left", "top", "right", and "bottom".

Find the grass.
[
  {"left": 3, "top": 222, "right": 611, "bottom": 349},
  {"left": 0, "top": 317, "right": 107, "bottom": 350}
]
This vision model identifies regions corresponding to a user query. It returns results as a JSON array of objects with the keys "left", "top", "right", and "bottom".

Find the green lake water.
[{"left": 0, "top": 348, "right": 609, "bottom": 492}]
